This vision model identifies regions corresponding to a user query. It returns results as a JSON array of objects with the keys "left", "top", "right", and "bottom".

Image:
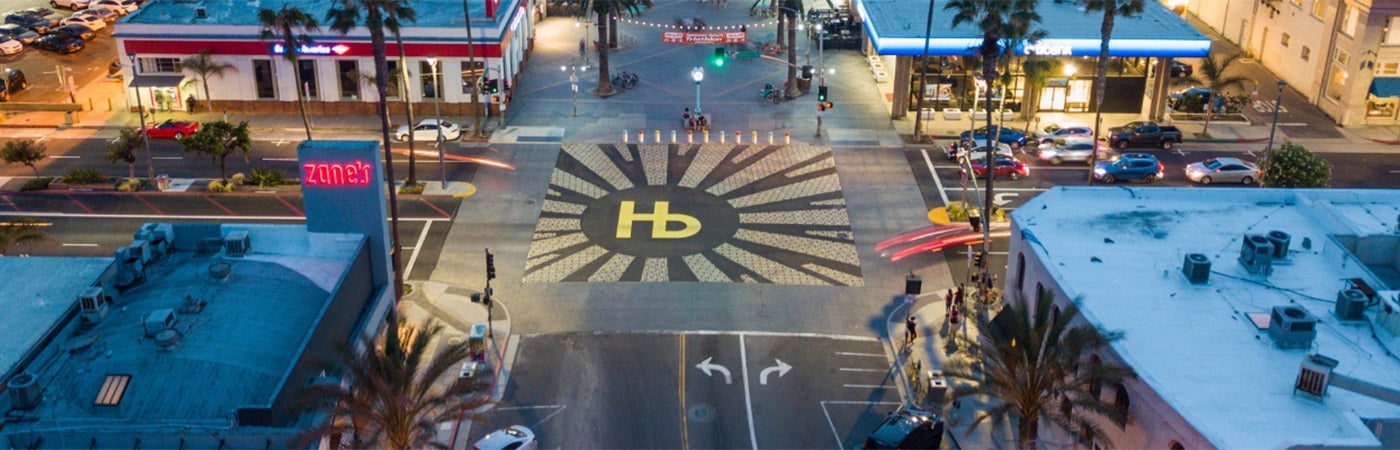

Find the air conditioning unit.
[
  {"left": 1239, "top": 234, "right": 1273, "bottom": 275},
  {"left": 224, "top": 230, "right": 250, "bottom": 257},
  {"left": 78, "top": 286, "right": 111, "bottom": 324},
  {"left": 143, "top": 309, "right": 176, "bottom": 338},
  {"left": 1267, "top": 230, "right": 1291, "bottom": 259},
  {"left": 6, "top": 372, "right": 41, "bottom": 410},
  {"left": 1182, "top": 253, "right": 1211, "bottom": 284},
  {"left": 1269, "top": 305, "right": 1317, "bottom": 349},
  {"left": 1294, "top": 354, "right": 1338, "bottom": 398},
  {"left": 195, "top": 7, "right": 206, "bottom": 18},
  {"left": 1335, "top": 289, "right": 1368, "bottom": 321},
  {"left": 134, "top": 223, "right": 169, "bottom": 259}
]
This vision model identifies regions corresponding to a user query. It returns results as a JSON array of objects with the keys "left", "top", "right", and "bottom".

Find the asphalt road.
[{"left": 466, "top": 332, "right": 900, "bottom": 449}]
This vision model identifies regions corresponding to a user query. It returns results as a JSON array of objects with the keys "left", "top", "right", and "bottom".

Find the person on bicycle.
[{"left": 684, "top": 107, "right": 695, "bottom": 128}]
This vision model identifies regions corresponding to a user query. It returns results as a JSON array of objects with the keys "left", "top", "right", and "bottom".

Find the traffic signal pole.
[{"left": 484, "top": 249, "right": 496, "bottom": 338}]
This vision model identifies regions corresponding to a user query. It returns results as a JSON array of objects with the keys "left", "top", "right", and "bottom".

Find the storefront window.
[
  {"left": 1327, "top": 64, "right": 1347, "bottom": 102},
  {"left": 139, "top": 57, "right": 181, "bottom": 74},
  {"left": 420, "top": 61, "right": 440, "bottom": 100},
  {"left": 461, "top": 61, "right": 483, "bottom": 95},
  {"left": 1367, "top": 98, "right": 1397, "bottom": 117},
  {"left": 253, "top": 59, "right": 276, "bottom": 100},
  {"left": 298, "top": 60, "right": 318, "bottom": 100},
  {"left": 386, "top": 60, "right": 401, "bottom": 99},
  {"left": 338, "top": 60, "right": 360, "bottom": 100}
]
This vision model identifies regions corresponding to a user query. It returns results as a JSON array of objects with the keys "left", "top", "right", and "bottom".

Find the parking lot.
[{"left": 2, "top": 0, "right": 124, "bottom": 105}]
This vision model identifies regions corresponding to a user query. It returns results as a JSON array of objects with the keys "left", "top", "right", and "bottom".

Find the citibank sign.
[
  {"left": 1021, "top": 41, "right": 1073, "bottom": 56},
  {"left": 271, "top": 43, "right": 351, "bottom": 56}
]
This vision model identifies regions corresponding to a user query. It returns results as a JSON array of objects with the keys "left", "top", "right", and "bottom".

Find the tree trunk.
[
  {"left": 784, "top": 9, "right": 799, "bottom": 99},
  {"left": 370, "top": 8, "right": 405, "bottom": 301},
  {"left": 202, "top": 77, "right": 214, "bottom": 115},
  {"left": 463, "top": 0, "right": 482, "bottom": 138},
  {"left": 128, "top": 162, "right": 135, "bottom": 180},
  {"left": 1019, "top": 414, "right": 1038, "bottom": 450},
  {"left": 284, "top": 24, "right": 313, "bottom": 142},
  {"left": 1203, "top": 92, "right": 1215, "bottom": 136},
  {"left": 595, "top": 12, "right": 614, "bottom": 96},
  {"left": 609, "top": 14, "right": 618, "bottom": 49},
  {"left": 396, "top": 40, "right": 417, "bottom": 185},
  {"left": 1088, "top": 5, "right": 1115, "bottom": 185},
  {"left": 776, "top": 5, "right": 785, "bottom": 49}
]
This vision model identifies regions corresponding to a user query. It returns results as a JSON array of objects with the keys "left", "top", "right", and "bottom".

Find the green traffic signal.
[{"left": 712, "top": 47, "right": 726, "bottom": 67}]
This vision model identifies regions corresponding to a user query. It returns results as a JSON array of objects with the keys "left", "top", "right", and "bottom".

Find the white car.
[
  {"left": 473, "top": 425, "right": 537, "bottom": 450},
  {"left": 50, "top": 0, "right": 91, "bottom": 10},
  {"left": 90, "top": 0, "right": 138, "bottom": 15},
  {"left": 75, "top": 7, "right": 118, "bottom": 23},
  {"left": 60, "top": 13, "right": 106, "bottom": 31},
  {"left": 945, "top": 141, "right": 1013, "bottom": 162},
  {"left": 395, "top": 119, "right": 462, "bottom": 142},
  {"left": 1037, "top": 137, "right": 1114, "bottom": 165},
  {"left": 1033, "top": 122, "right": 1093, "bottom": 144},
  {"left": 0, "top": 37, "right": 21, "bottom": 56}
]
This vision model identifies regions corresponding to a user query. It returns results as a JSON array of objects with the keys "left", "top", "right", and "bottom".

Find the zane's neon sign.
[{"left": 302, "top": 161, "right": 373, "bottom": 187}]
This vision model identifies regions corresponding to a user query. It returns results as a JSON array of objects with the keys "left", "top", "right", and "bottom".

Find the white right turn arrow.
[{"left": 759, "top": 359, "right": 792, "bottom": 385}]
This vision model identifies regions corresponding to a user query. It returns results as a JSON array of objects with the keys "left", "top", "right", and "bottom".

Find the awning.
[
  {"left": 1369, "top": 77, "right": 1400, "bottom": 98},
  {"left": 130, "top": 74, "right": 187, "bottom": 88}
]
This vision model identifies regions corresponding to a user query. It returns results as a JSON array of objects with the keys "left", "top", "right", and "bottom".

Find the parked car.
[
  {"left": 862, "top": 406, "right": 944, "bottom": 449},
  {"left": 959, "top": 124, "right": 1029, "bottom": 149},
  {"left": 75, "top": 7, "right": 117, "bottom": 23},
  {"left": 32, "top": 34, "right": 84, "bottom": 54},
  {"left": 52, "top": 24, "right": 97, "bottom": 42},
  {"left": 1170, "top": 60, "right": 1193, "bottom": 77},
  {"left": 50, "top": 0, "right": 92, "bottom": 10},
  {"left": 395, "top": 118, "right": 462, "bottom": 142},
  {"left": 1032, "top": 122, "right": 1093, "bottom": 144},
  {"left": 1038, "top": 137, "right": 1115, "bottom": 165},
  {"left": 60, "top": 13, "right": 106, "bottom": 31},
  {"left": 964, "top": 157, "right": 1030, "bottom": 180},
  {"left": 4, "top": 14, "right": 52, "bottom": 35},
  {"left": 1, "top": 68, "right": 28, "bottom": 101},
  {"left": 1093, "top": 152, "right": 1164, "bottom": 183},
  {"left": 1106, "top": 120, "right": 1183, "bottom": 150},
  {"left": 90, "top": 0, "right": 139, "bottom": 15},
  {"left": 18, "top": 8, "right": 64, "bottom": 27},
  {"left": 1168, "top": 86, "right": 1224, "bottom": 112},
  {"left": 473, "top": 425, "right": 537, "bottom": 450},
  {"left": 945, "top": 141, "right": 1013, "bottom": 162},
  {"left": 140, "top": 120, "right": 200, "bottom": 139},
  {"left": 1185, "top": 157, "right": 1261, "bottom": 185},
  {"left": 0, "top": 24, "right": 39, "bottom": 45},
  {"left": 0, "top": 36, "right": 21, "bottom": 56}
]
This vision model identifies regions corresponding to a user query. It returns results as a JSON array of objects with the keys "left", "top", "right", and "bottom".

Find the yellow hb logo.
[{"left": 616, "top": 201, "right": 701, "bottom": 239}]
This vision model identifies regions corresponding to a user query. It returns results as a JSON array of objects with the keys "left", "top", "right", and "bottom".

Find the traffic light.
[
  {"left": 973, "top": 252, "right": 985, "bottom": 268},
  {"left": 712, "top": 47, "right": 726, "bottom": 67},
  {"left": 801, "top": 65, "right": 813, "bottom": 79},
  {"left": 486, "top": 250, "right": 496, "bottom": 280},
  {"left": 485, "top": 78, "right": 500, "bottom": 94},
  {"left": 817, "top": 85, "right": 828, "bottom": 102}
]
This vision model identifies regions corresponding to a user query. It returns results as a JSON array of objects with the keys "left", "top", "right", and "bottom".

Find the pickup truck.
[{"left": 1107, "top": 121, "right": 1183, "bottom": 150}]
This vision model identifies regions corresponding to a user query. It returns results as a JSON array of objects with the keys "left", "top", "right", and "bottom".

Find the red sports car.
[
  {"left": 141, "top": 120, "right": 199, "bottom": 139},
  {"left": 965, "top": 157, "right": 1030, "bottom": 180}
]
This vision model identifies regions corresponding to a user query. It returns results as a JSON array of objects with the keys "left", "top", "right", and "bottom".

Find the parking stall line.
[
  {"left": 842, "top": 384, "right": 886, "bottom": 389},
  {"left": 822, "top": 400, "right": 905, "bottom": 450},
  {"left": 273, "top": 194, "right": 304, "bottom": 216},
  {"left": 419, "top": 197, "right": 452, "bottom": 219},
  {"left": 133, "top": 194, "right": 165, "bottom": 215},
  {"left": 202, "top": 195, "right": 238, "bottom": 215},
  {"left": 64, "top": 194, "right": 94, "bottom": 214},
  {"left": 920, "top": 149, "right": 950, "bottom": 205}
]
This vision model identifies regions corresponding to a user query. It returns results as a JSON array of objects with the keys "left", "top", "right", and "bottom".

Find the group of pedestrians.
[{"left": 903, "top": 283, "right": 968, "bottom": 348}]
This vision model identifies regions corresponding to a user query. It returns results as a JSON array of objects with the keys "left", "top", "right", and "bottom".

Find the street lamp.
[
  {"left": 691, "top": 66, "right": 704, "bottom": 114},
  {"left": 126, "top": 52, "right": 155, "bottom": 186},
  {"left": 427, "top": 56, "right": 446, "bottom": 189},
  {"left": 562, "top": 61, "right": 588, "bottom": 117},
  {"left": 1265, "top": 80, "right": 1287, "bottom": 171},
  {"left": 815, "top": 22, "right": 826, "bottom": 138},
  {"left": 575, "top": 19, "right": 592, "bottom": 65}
]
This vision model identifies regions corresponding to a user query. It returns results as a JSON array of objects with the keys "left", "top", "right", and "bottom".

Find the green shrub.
[
  {"left": 116, "top": 178, "right": 144, "bottom": 192},
  {"left": 249, "top": 168, "right": 286, "bottom": 187},
  {"left": 229, "top": 172, "right": 246, "bottom": 186},
  {"left": 207, "top": 179, "right": 227, "bottom": 192},
  {"left": 398, "top": 181, "right": 425, "bottom": 195},
  {"left": 62, "top": 168, "right": 108, "bottom": 184},
  {"left": 20, "top": 177, "right": 53, "bottom": 191}
]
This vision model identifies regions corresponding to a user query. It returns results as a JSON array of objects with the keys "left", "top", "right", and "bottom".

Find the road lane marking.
[
  {"left": 152, "top": 156, "right": 183, "bottom": 160},
  {"left": 49, "top": 155, "right": 79, "bottom": 159},
  {"left": 920, "top": 149, "right": 950, "bottom": 205},
  {"left": 822, "top": 401, "right": 905, "bottom": 449},
  {"left": 0, "top": 211, "right": 448, "bottom": 222},
  {"left": 262, "top": 157, "right": 298, "bottom": 161},
  {"left": 420, "top": 197, "right": 452, "bottom": 219},
  {"left": 834, "top": 352, "right": 885, "bottom": 358},
  {"left": 843, "top": 384, "right": 886, "bottom": 389},
  {"left": 62, "top": 243, "right": 99, "bottom": 247},
  {"left": 402, "top": 220, "right": 432, "bottom": 279},
  {"left": 679, "top": 334, "right": 689, "bottom": 450},
  {"left": 739, "top": 334, "right": 757, "bottom": 450},
  {"left": 684, "top": 331, "right": 878, "bottom": 341},
  {"left": 838, "top": 367, "right": 886, "bottom": 373},
  {"left": 1390, "top": 170, "right": 1400, "bottom": 174}
]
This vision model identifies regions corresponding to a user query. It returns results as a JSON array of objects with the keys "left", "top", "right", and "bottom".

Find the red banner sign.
[{"left": 662, "top": 32, "right": 748, "bottom": 44}]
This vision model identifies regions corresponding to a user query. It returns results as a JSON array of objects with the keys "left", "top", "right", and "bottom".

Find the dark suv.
[
  {"left": 1, "top": 68, "right": 27, "bottom": 102},
  {"left": 1093, "top": 152, "right": 1164, "bottom": 183},
  {"left": 862, "top": 406, "right": 944, "bottom": 449},
  {"left": 4, "top": 13, "right": 51, "bottom": 35}
]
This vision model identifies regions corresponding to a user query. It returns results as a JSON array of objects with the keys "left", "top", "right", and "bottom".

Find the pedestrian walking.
[
  {"left": 905, "top": 316, "right": 918, "bottom": 346},
  {"left": 950, "top": 306, "right": 960, "bottom": 328},
  {"left": 954, "top": 283, "right": 965, "bottom": 309},
  {"left": 944, "top": 288, "right": 953, "bottom": 313}
]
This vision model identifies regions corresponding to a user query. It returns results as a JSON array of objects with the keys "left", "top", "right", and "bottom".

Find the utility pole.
[{"left": 127, "top": 52, "right": 155, "bottom": 185}]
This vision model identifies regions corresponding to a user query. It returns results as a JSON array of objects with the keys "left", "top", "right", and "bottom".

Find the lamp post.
[
  {"left": 815, "top": 22, "right": 826, "bottom": 138},
  {"left": 691, "top": 66, "right": 704, "bottom": 114},
  {"left": 576, "top": 19, "right": 592, "bottom": 65},
  {"left": 127, "top": 52, "right": 155, "bottom": 185},
  {"left": 427, "top": 57, "right": 446, "bottom": 189},
  {"left": 1266, "top": 80, "right": 1286, "bottom": 158},
  {"left": 562, "top": 60, "right": 588, "bottom": 117}
]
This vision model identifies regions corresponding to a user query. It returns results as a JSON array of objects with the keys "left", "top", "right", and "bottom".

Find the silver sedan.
[
  {"left": 395, "top": 119, "right": 462, "bottom": 142},
  {"left": 1185, "top": 157, "right": 1261, "bottom": 184}
]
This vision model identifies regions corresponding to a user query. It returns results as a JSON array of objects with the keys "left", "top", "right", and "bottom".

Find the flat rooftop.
[
  {"left": 5, "top": 224, "right": 364, "bottom": 429},
  {"left": 1015, "top": 187, "right": 1400, "bottom": 449},
  {"left": 857, "top": 0, "right": 1210, "bottom": 57},
  {"left": 0, "top": 257, "right": 113, "bottom": 380},
  {"left": 123, "top": 0, "right": 491, "bottom": 29}
]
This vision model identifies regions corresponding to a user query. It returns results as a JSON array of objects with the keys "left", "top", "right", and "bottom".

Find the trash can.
[
  {"left": 796, "top": 77, "right": 812, "bottom": 92},
  {"left": 155, "top": 174, "right": 170, "bottom": 191},
  {"left": 926, "top": 374, "right": 948, "bottom": 406}
]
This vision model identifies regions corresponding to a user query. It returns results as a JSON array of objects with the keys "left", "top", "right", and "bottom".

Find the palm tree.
[
  {"left": 1020, "top": 57, "right": 1053, "bottom": 123},
  {"left": 945, "top": 292, "right": 1135, "bottom": 450},
  {"left": 945, "top": 0, "right": 1042, "bottom": 283},
  {"left": 327, "top": 0, "right": 412, "bottom": 300},
  {"left": 298, "top": 315, "right": 489, "bottom": 449},
  {"left": 259, "top": 5, "right": 320, "bottom": 141},
  {"left": 782, "top": 0, "right": 800, "bottom": 99},
  {"left": 461, "top": 0, "right": 483, "bottom": 138},
  {"left": 590, "top": 0, "right": 650, "bottom": 97},
  {"left": 1082, "top": 0, "right": 1144, "bottom": 180},
  {"left": 389, "top": 13, "right": 422, "bottom": 186},
  {"left": 0, "top": 218, "right": 45, "bottom": 256},
  {"left": 180, "top": 49, "right": 237, "bottom": 115},
  {"left": 107, "top": 128, "right": 143, "bottom": 180},
  {"left": 1172, "top": 52, "right": 1249, "bottom": 137}
]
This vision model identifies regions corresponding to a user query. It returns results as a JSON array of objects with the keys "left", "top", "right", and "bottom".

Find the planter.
[{"left": 49, "top": 181, "right": 116, "bottom": 192}]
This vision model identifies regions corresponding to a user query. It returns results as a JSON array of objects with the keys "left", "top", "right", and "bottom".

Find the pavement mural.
[{"left": 522, "top": 143, "right": 862, "bottom": 285}]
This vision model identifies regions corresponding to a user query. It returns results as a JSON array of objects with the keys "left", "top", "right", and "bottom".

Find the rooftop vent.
[
  {"left": 1294, "top": 353, "right": 1338, "bottom": 398},
  {"left": 78, "top": 286, "right": 112, "bottom": 324},
  {"left": 1267, "top": 230, "right": 1291, "bottom": 259},
  {"left": 1335, "top": 289, "right": 1368, "bottom": 321},
  {"left": 6, "top": 372, "right": 41, "bottom": 410},
  {"left": 1268, "top": 305, "right": 1317, "bottom": 349},
  {"left": 1239, "top": 234, "right": 1273, "bottom": 276},
  {"left": 143, "top": 309, "right": 176, "bottom": 338},
  {"left": 195, "top": 7, "right": 206, "bottom": 18},
  {"left": 224, "top": 230, "right": 250, "bottom": 257},
  {"left": 1182, "top": 253, "right": 1210, "bottom": 284}
]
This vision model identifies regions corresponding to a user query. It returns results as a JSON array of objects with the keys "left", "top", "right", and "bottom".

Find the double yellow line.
[{"left": 678, "top": 334, "right": 690, "bottom": 450}]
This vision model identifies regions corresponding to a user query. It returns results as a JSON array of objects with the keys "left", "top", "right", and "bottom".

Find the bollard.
[
  {"left": 720, "top": 130, "right": 726, "bottom": 143},
  {"left": 736, "top": 130, "right": 743, "bottom": 144},
  {"left": 671, "top": 130, "right": 677, "bottom": 143},
  {"left": 687, "top": 130, "right": 693, "bottom": 143},
  {"left": 106, "top": 98, "right": 113, "bottom": 112},
  {"left": 624, "top": 129, "right": 630, "bottom": 143},
  {"left": 88, "top": 98, "right": 93, "bottom": 111},
  {"left": 752, "top": 131, "right": 758, "bottom": 144},
  {"left": 768, "top": 131, "right": 774, "bottom": 144},
  {"left": 654, "top": 130, "right": 661, "bottom": 143},
  {"left": 784, "top": 131, "right": 790, "bottom": 145},
  {"left": 703, "top": 130, "right": 709, "bottom": 143},
  {"left": 638, "top": 130, "right": 645, "bottom": 143}
]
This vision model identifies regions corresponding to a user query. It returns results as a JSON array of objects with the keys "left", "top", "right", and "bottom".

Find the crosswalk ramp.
[{"left": 489, "top": 126, "right": 564, "bottom": 144}]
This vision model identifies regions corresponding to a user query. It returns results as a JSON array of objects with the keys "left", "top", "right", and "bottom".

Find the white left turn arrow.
[
  {"left": 695, "top": 357, "right": 732, "bottom": 384},
  {"left": 759, "top": 359, "right": 792, "bottom": 385}
]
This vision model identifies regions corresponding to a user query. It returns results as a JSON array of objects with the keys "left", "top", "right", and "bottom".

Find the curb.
[
  {"left": 1367, "top": 138, "right": 1400, "bottom": 145},
  {"left": 1183, "top": 137, "right": 1270, "bottom": 144}
]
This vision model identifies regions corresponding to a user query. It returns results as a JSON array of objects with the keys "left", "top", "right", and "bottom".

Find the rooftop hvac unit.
[
  {"left": 143, "top": 309, "right": 176, "bottom": 338},
  {"left": 1239, "top": 234, "right": 1273, "bottom": 275},
  {"left": 224, "top": 230, "right": 250, "bottom": 257},
  {"left": 1269, "top": 305, "right": 1318, "bottom": 349},
  {"left": 1335, "top": 289, "right": 1369, "bottom": 321},
  {"left": 6, "top": 372, "right": 41, "bottom": 410},
  {"left": 195, "top": 7, "right": 206, "bottom": 18},
  {"left": 1182, "top": 253, "right": 1211, "bottom": 284},
  {"left": 78, "top": 286, "right": 111, "bottom": 324},
  {"left": 1295, "top": 354, "right": 1338, "bottom": 398},
  {"left": 1267, "top": 231, "right": 1291, "bottom": 259}
]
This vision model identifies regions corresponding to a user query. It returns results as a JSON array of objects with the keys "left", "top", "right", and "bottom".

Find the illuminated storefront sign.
[
  {"left": 271, "top": 43, "right": 351, "bottom": 56},
  {"left": 302, "top": 161, "right": 374, "bottom": 187},
  {"left": 1021, "top": 41, "right": 1073, "bottom": 56}
]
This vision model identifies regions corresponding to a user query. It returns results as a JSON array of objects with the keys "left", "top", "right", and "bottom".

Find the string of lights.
[{"left": 612, "top": 16, "right": 779, "bottom": 30}]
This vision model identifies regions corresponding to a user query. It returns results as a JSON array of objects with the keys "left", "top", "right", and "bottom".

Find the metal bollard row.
[{"left": 618, "top": 130, "right": 800, "bottom": 144}]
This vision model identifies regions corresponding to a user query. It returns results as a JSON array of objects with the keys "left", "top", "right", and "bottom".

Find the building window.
[
  {"left": 1337, "top": 48, "right": 1350, "bottom": 66},
  {"left": 338, "top": 60, "right": 360, "bottom": 100},
  {"left": 253, "top": 59, "right": 276, "bottom": 100},
  {"left": 1328, "top": 49, "right": 1350, "bottom": 102},
  {"left": 139, "top": 57, "right": 181, "bottom": 74},
  {"left": 298, "top": 60, "right": 318, "bottom": 100},
  {"left": 1289, "top": 0, "right": 1301, "bottom": 6},
  {"left": 1381, "top": 62, "right": 1400, "bottom": 75},
  {"left": 1367, "top": 98, "right": 1397, "bottom": 117},
  {"left": 1016, "top": 253, "right": 1026, "bottom": 293},
  {"left": 1281, "top": 33, "right": 1290, "bottom": 47},
  {"left": 1311, "top": 1, "right": 1326, "bottom": 18},
  {"left": 1388, "top": 17, "right": 1400, "bottom": 44},
  {"left": 1341, "top": 4, "right": 1359, "bottom": 37},
  {"left": 420, "top": 61, "right": 440, "bottom": 100},
  {"left": 461, "top": 60, "right": 484, "bottom": 95},
  {"left": 1302, "top": 46, "right": 1311, "bottom": 61},
  {"left": 386, "top": 60, "right": 402, "bottom": 99}
]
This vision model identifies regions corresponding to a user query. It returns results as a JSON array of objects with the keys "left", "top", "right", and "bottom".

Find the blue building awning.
[{"left": 1370, "top": 77, "right": 1400, "bottom": 98}]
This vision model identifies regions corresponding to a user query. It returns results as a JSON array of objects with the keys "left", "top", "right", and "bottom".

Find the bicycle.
[
  {"left": 610, "top": 71, "right": 639, "bottom": 89},
  {"left": 756, "top": 84, "right": 784, "bottom": 104}
]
